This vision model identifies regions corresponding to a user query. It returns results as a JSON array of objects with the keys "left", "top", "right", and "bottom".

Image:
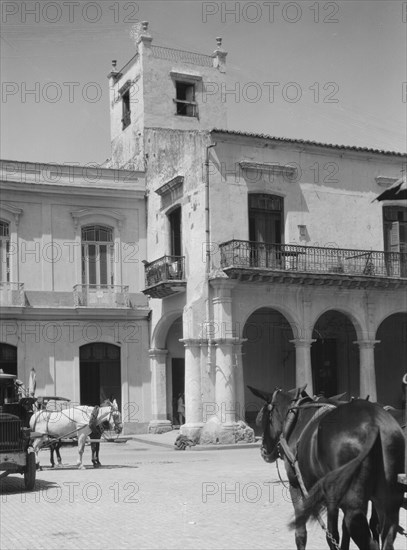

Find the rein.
[
  {"left": 269, "top": 393, "right": 341, "bottom": 550},
  {"left": 277, "top": 397, "right": 336, "bottom": 477},
  {"left": 33, "top": 405, "right": 119, "bottom": 444}
]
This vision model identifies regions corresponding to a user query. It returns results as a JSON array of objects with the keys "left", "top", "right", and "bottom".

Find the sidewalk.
[{"left": 125, "top": 428, "right": 262, "bottom": 451}]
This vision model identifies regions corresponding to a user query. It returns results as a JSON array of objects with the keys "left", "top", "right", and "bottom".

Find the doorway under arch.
[
  {"left": 0, "top": 343, "right": 17, "bottom": 376},
  {"left": 79, "top": 343, "right": 121, "bottom": 408},
  {"left": 375, "top": 312, "right": 407, "bottom": 408},
  {"left": 312, "top": 311, "right": 358, "bottom": 398},
  {"left": 242, "top": 308, "right": 295, "bottom": 428},
  {"left": 165, "top": 316, "right": 184, "bottom": 425}
]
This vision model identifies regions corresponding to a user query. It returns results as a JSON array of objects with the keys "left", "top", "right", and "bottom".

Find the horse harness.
[
  {"left": 33, "top": 405, "right": 115, "bottom": 448},
  {"left": 266, "top": 388, "right": 341, "bottom": 550}
]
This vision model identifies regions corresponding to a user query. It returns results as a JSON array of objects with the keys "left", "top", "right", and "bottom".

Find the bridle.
[
  {"left": 262, "top": 387, "right": 312, "bottom": 461},
  {"left": 107, "top": 405, "right": 122, "bottom": 434},
  {"left": 261, "top": 388, "right": 284, "bottom": 461}
]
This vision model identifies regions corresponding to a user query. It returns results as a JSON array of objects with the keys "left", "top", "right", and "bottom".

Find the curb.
[{"left": 126, "top": 435, "right": 262, "bottom": 451}]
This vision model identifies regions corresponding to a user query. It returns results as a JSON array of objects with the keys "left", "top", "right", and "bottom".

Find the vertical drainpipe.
[{"left": 205, "top": 142, "right": 216, "bottom": 372}]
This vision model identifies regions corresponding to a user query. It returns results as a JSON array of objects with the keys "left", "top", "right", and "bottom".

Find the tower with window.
[{"left": 107, "top": 22, "right": 228, "bottom": 171}]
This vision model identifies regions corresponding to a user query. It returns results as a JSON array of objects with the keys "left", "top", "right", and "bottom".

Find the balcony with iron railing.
[
  {"left": 73, "top": 284, "right": 130, "bottom": 308},
  {"left": 142, "top": 256, "right": 186, "bottom": 298},
  {"left": 0, "top": 282, "right": 25, "bottom": 307},
  {"left": 219, "top": 241, "right": 407, "bottom": 288}
]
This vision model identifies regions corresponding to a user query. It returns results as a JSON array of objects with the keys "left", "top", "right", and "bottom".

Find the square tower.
[{"left": 108, "top": 22, "right": 228, "bottom": 170}]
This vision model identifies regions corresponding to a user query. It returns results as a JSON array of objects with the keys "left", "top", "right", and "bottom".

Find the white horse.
[{"left": 29, "top": 404, "right": 123, "bottom": 469}]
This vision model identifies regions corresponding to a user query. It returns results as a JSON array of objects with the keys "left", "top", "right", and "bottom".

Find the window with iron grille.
[{"left": 81, "top": 225, "right": 114, "bottom": 287}]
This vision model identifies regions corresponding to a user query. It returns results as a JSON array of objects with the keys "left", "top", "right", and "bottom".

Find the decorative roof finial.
[
  {"left": 112, "top": 60, "right": 117, "bottom": 70},
  {"left": 213, "top": 37, "right": 227, "bottom": 72},
  {"left": 142, "top": 21, "right": 149, "bottom": 32}
]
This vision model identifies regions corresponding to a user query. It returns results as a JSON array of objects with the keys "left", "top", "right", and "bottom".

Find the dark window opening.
[
  {"left": 168, "top": 207, "right": 182, "bottom": 256},
  {"left": 0, "top": 220, "right": 10, "bottom": 282},
  {"left": 248, "top": 194, "right": 284, "bottom": 268},
  {"left": 122, "top": 90, "right": 131, "bottom": 130},
  {"left": 383, "top": 206, "right": 407, "bottom": 277},
  {"left": 248, "top": 194, "right": 283, "bottom": 244},
  {"left": 175, "top": 82, "right": 197, "bottom": 117},
  {"left": 383, "top": 206, "right": 407, "bottom": 254}
]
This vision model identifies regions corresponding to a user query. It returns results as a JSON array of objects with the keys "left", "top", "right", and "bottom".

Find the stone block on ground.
[{"left": 198, "top": 417, "right": 254, "bottom": 445}]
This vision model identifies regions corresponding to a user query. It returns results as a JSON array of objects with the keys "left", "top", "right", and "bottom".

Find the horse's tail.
[{"left": 290, "top": 426, "right": 379, "bottom": 527}]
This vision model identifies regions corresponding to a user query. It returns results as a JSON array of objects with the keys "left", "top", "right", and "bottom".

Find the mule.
[
  {"left": 249, "top": 386, "right": 404, "bottom": 550},
  {"left": 30, "top": 404, "right": 122, "bottom": 469}
]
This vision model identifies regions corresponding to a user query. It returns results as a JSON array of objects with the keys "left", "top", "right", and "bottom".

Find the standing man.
[{"left": 177, "top": 393, "right": 185, "bottom": 426}]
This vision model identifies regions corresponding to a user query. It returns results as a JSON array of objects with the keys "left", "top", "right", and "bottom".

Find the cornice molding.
[
  {"left": 239, "top": 161, "right": 297, "bottom": 177},
  {"left": 0, "top": 202, "right": 23, "bottom": 226},
  {"left": 70, "top": 208, "right": 125, "bottom": 230},
  {"left": 155, "top": 176, "right": 184, "bottom": 197}
]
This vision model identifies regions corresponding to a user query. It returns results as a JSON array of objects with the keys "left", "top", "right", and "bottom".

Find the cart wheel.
[{"left": 24, "top": 452, "right": 36, "bottom": 491}]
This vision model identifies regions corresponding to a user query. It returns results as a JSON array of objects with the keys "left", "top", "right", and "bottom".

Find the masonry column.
[
  {"left": 214, "top": 336, "right": 239, "bottom": 424},
  {"left": 289, "top": 338, "right": 315, "bottom": 394},
  {"left": 234, "top": 338, "right": 247, "bottom": 423},
  {"left": 354, "top": 339, "right": 379, "bottom": 401},
  {"left": 180, "top": 339, "right": 203, "bottom": 440},
  {"left": 148, "top": 348, "right": 172, "bottom": 433},
  {"left": 211, "top": 280, "right": 236, "bottom": 426}
]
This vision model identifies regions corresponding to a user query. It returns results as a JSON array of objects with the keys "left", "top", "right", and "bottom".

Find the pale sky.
[{"left": 1, "top": 0, "right": 406, "bottom": 165}]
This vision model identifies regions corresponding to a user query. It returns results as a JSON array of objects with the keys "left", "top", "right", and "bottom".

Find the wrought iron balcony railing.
[
  {"left": 0, "top": 282, "right": 25, "bottom": 307},
  {"left": 219, "top": 241, "right": 407, "bottom": 282},
  {"left": 142, "top": 256, "right": 186, "bottom": 298},
  {"left": 73, "top": 284, "right": 130, "bottom": 307}
]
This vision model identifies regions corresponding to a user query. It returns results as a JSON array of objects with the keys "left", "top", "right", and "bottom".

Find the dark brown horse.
[{"left": 249, "top": 386, "right": 404, "bottom": 550}]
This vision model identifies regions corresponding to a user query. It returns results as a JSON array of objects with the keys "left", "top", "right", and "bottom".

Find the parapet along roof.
[{"left": 211, "top": 129, "right": 406, "bottom": 157}]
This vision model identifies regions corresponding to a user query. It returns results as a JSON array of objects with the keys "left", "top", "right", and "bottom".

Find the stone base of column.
[
  {"left": 180, "top": 422, "right": 204, "bottom": 441},
  {"left": 198, "top": 418, "right": 255, "bottom": 445},
  {"left": 148, "top": 420, "right": 173, "bottom": 434}
]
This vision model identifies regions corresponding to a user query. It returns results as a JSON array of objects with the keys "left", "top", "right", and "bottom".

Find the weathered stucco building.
[
  {"left": 107, "top": 23, "right": 406, "bottom": 440},
  {"left": 0, "top": 161, "right": 151, "bottom": 432},
  {"left": 1, "top": 23, "right": 406, "bottom": 439}
]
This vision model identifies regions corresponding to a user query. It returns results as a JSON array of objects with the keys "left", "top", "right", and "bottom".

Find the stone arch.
[
  {"left": 79, "top": 342, "right": 121, "bottom": 408},
  {"left": 374, "top": 307, "right": 407, "bottom": 337},
  {"left": 375, "top": 312, "right": 407, "bottom": 408},
  {"left": 151, "top": 309, "right": 184, "bottom": 349},
  {"left": 310, "top": 305, "right": 364, "bottom": 341},
  {"left": 240, "top": 303, "right": 302, "bottom": 340},
  {"left": 242, "top": 307, "right": 296, "bottom": 430}
]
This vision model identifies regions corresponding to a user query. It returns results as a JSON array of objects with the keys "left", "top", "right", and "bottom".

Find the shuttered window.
[
  {"left": 81, "top": 225, "right": 114, "bottom": 287},
  {"left": 0, "top": 221, "right": 10, "bottom": 282}
]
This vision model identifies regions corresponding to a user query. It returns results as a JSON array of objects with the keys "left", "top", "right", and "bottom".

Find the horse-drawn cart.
[{"left": 0, "top": 372, "right": 36, "bottom": 490}]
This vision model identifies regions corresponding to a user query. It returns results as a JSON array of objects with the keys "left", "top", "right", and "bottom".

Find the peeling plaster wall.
[
  {"left": 144, "top": 129, "right": 212, "bottom": 341},
  {"left": 142, "top": 55, "right": 227, "bottom": 131},
  {"left": 109, "top": 55, "right": 145, "bottom": 171},
  {"left": 208, "top": 137, "right": 406, "bottom": 256}
]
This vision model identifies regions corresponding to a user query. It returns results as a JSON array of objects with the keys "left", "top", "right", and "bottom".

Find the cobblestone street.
[{"left": 1, "top": 434, "right": 406, "bottom": 550}]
